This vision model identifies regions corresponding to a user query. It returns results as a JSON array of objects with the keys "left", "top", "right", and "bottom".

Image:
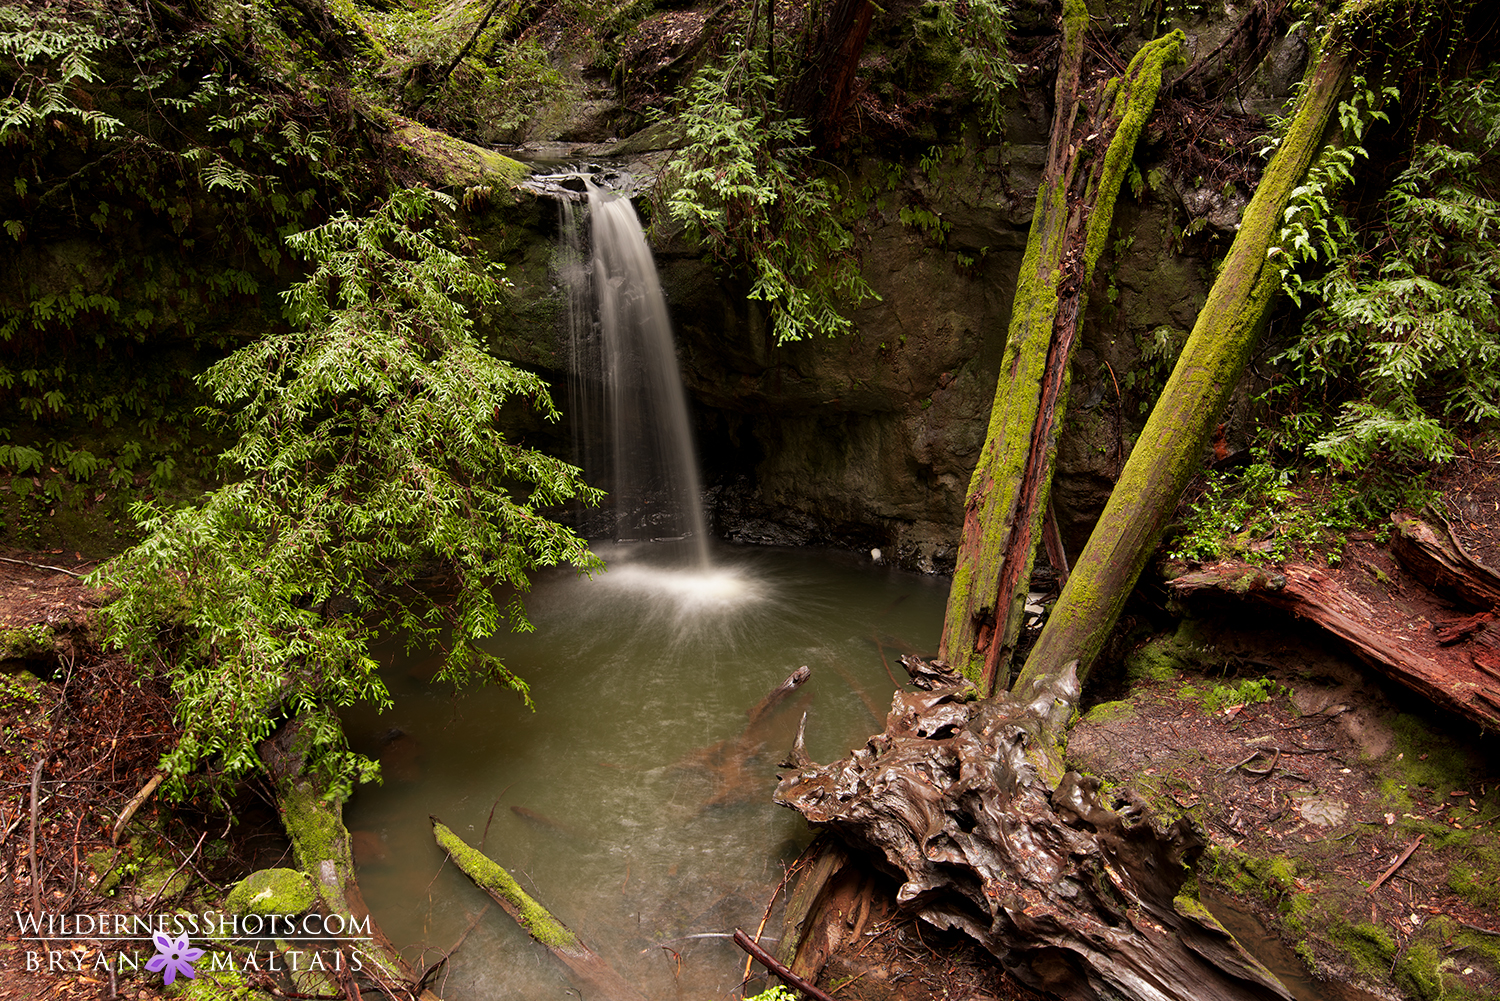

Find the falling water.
[{"left": 548, "top": 170, "right": 711, "bottom": 566}]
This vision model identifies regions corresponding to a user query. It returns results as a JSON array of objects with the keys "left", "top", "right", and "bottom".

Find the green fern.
[
  {"left": 659, "top": 44, "right": 877, "bottom": 344},
  {"left": 1269, "top": 67, "right": 1500, "bottom": 473}
]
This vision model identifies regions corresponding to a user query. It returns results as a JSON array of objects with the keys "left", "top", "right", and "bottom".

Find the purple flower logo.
[{"left": 146, "top": 931, "right": 203, "bottom": 985}]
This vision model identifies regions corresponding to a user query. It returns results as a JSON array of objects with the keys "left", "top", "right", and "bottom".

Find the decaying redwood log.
[
  {"left": 775, "top": 659, "right": 1293, "bottom": 1001},
  {"left": 1391, "top": 512, "right": 1500, "bottom": 608},
  {"left": 1167, "top": 559, "right": 1500, "bottom": 729},
  {"left": 773, "top": 837, "right": 879, "bottom": 985},
  {"left": 432, "top": 818, "right": 649, "bottom": 1001}
]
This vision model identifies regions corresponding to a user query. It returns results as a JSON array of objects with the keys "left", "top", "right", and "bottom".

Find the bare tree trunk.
[
  {"left": 941, "top": 6, "right": 1186, "bottom": 694},
  {"left": 784, "top": 0, "right": 876, "bottom": 145},
  {"left": 1013, "top": 47, "right": 1352, "bottom": 696}
]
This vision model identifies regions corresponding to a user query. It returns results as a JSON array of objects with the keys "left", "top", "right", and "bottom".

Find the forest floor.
[{"left": 1, "top": 443, "right": 1498, "bottom": 1001}]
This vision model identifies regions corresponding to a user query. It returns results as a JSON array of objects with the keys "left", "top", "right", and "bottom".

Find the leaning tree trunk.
[
  {"left": 1013, "top": 46, "right": 1352, "bottom": 695},
  {"left": 778, "top": 23, "right": 1368, "bottom": 1001},
  {"left": 941, "top": 4, "right": 1186, "bottom": 694}
]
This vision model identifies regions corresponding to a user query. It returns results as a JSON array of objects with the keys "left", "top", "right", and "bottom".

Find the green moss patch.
[
  {"left": 1080, "top": 699, "right": 1136, "bottom": 724},
  {"left": 1177, "top": 677, "right": 1288, "bottom": 716},
  {"left": 225, "top": 868, "right": 317, "bottom": 917}
]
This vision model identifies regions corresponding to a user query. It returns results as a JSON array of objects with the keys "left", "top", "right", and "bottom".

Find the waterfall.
[{"left": 546, "top": 171, "right": 711, "bottom": 568}]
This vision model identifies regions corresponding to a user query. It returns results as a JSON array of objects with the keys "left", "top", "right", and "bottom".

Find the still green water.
[{"left": 343, "top": 542, "right": 948, "bottom": 999}]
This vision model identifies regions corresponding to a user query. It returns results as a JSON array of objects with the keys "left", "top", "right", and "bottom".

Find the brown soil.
[{"left": 0, "top": 553, "right": 289, "bottom": 1001}]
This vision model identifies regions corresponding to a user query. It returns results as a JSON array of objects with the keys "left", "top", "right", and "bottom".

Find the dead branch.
[
  {"left": 28, "top": 754, "right": 45, "bottom": 917},
  {"left": 1367, "top": 834, "right": 1424, "bottom": 895},
  {"left": 0, "top": 555, "right": 85, "bottom": 577},
  {"left": 733, "top": 928, "right": 838, "bottom": 1001},
  {"left": 113, "top": 770, "right": 166, "bottom": 843}
]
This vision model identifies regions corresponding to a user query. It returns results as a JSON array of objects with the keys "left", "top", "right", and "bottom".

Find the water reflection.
[{"left": 343, "top": 541, "right": 948, "bottom": 1000}]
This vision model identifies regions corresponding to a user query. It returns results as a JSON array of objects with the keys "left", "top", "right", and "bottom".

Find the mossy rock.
[
  {"left": 0, "top": 625, "right": 55, "bottom": 663},
  {"left": 225, "top": 868, "right": 318, "bottom": 917}
]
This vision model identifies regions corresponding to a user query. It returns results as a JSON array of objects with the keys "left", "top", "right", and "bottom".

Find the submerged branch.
[{"left": 431, "top": 818, "right": 648, "bottom": 1001}]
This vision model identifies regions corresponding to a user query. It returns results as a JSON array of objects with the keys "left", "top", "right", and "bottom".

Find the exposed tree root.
[{"left": 775, "top": 659, "right": 1294, "bottom": 1001}]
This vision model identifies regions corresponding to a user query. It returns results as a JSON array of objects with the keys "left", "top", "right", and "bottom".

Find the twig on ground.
[
  {"left": 0, "top": 555, "right": 86, "bottom": 577},
  {"left": 1367, "top": 834, "right": 1424, "bottom": 895},
  {"left": 142, "top": 829, "right": 208, "bottom": 912}
]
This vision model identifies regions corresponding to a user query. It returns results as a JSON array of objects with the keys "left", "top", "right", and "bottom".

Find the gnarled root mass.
[{"left": 774, "top": 658, "right": 1292, "bottom": 1001}]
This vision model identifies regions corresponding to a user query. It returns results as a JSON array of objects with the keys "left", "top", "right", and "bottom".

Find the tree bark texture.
[
  {"left": 1014, "top": 46, "right": 1353, "bottom": 697},
  {"left": 785, "top": 0, "right": 876, "bottom": 145},
  {"left": 941, "top": 11, "right": 1186, "bottom": 695}
]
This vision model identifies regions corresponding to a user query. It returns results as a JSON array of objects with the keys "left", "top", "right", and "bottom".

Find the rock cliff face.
[
  {"left": 467, "top": 0, "right": 1311, "bottom": 573},
  {"left": 493, "top": 147, "right": 1227, "bottom": 572}
]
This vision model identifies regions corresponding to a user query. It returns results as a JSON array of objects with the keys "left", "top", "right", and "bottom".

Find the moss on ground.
[
  {"left": 1331, "top": 920, "right": 1396, "bottom": 980},
  {"left": 1079, "top": 699, "right": 1135, "bottom": 724},
  {"left": 1176, "top": 677, "right": 1287, "bottom": 716}
]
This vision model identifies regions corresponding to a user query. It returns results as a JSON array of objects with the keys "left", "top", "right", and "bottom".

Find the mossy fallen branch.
[{"left": 430, "top": 818, "right": 648, "bottom": 1001}]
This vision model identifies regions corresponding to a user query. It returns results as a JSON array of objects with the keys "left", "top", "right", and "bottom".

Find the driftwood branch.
[
  {"left": 733, "top": 928, "right": 838, "bottom": 1001},
  {"left": 431, "top": 818, "right": 647, "bottom": 1001}
]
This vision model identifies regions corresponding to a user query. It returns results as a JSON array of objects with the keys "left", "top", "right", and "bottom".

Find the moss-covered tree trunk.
[
  {"left": 262, "top": 717, "right": 436, "bottom": 1000},
  {"left": 940, "top": 7, "right": 1186, "bottom": 694},
  {"left": 1014, "top": 47, "right": 1353, "bottom": 695}
]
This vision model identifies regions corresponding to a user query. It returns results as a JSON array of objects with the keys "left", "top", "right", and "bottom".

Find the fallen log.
[
  {"left": 1167, "top": 560, "right": 1500, "bottom": 730},
  {"left": 775, "top": 663, "right": 1294, "bottom": 1001},
  {"left": 431, "top": 818, "right": 648, "bottom": 1001},
  {"left": 1391, "top": 512, "right": 1500, "bottom": 608}
]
